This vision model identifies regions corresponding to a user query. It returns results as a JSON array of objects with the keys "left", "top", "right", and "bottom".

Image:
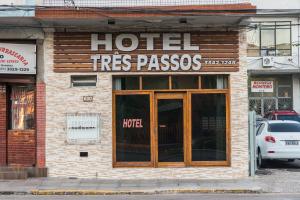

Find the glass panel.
[
  {"left": 191, "top": 94, "right": 226, "bottom": 161},
  {"left": 201, "top": 75, "right": 228, "bottom": 89},
  {"left": 261, "top": 49, "right": 276, "bottom": 56},
  {"left": 277, "top": 115, "right": 300, "bottom": 122},
  {"left": 261, "top": 22, "right": 276, "bottom": 30},
  {"left": 172, "top": 76, "right": 198, "bottom": 89},
  {"left": 277, "top": 49, "right": 291, "bottom": 56},
  {"left": 269, "top": 123, "right": 300, "bottom": 132},
  {"left": 10, "top": 85, "right": 35, "bottom": 130},
  {"left": 116, "top": 95, "right": 151, "bottom": 162},
  {"left": 158, "top": 99, "right": 184, "bottom": 162},
  {"left": 261, "top": 29, "right": 275, "bottom": 49},
  {"left": 71, "top": 75, "right": 97, "bottom": 87},
  {"left": 276, "top": 28, "right": 291, "bottom": 51},
  {"left": 278, "top": 86, "right": 292, "bottom": 97},
  {"left": 276, "top": 21, "right": 291, "bottom": 29},
  {"left": 278, "top": 98, "right": 293, "bottom": 110},
  {"left": 142, "top": 76, "right": 169, "bottom": 90},
  {"left": 247, "top": 27, "right": 260, "bottom": 50},
  {"left": 247, "top": 49, "right": 260, "bottom": 57},
  {"left": 113, "top": 77, "right": 139, "bottom": 90},
  {"left": 216, "top": 75, "right": 228, "bottom": 89},
  {"left": 201, "top": 76, "right": 216, "bottom": 89},
  {"left": 278, "top": 76, "right": 292, "bottom": 85}
]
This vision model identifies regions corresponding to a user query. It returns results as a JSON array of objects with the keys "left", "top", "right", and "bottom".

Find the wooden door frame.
[
  {"left": 154, "top": 92, "right": 187, "bottom": 168},
  {"left": 187, "top": 90, "right": 231, "bottom": 167},
  {"left": 112, "top": 91, "right": 155, "bottom": 168},
  {"left": 112, "top": 89, "right": 231, "bottom": 168}
]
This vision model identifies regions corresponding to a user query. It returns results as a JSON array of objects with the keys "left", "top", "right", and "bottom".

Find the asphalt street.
[
  {"left": 261, "top": 159, "right": 300, "bottom": 170},
  {"left": 1, "top": 194, "right": 300, "bottom": 200}
]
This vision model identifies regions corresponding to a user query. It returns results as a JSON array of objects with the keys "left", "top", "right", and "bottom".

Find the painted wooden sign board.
[{"left": 54, "top": 32, "right": 239, "bottom": 73}]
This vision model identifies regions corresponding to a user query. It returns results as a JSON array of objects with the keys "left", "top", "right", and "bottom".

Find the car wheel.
[
  {"left": 257, "top": 150, "right": 265, "bottom": 168},
  {"left": 288, "top": 159, "right": 295, "bottom": 162}
]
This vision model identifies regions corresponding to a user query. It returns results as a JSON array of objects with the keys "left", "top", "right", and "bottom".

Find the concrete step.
[
  {"left": 0, "top": 171, "right": 27, "bottom": 180},
  {"left": 0, "top": 167, "right": 47, "bottom": 179},
  {"left": 27, "top": 167, "right": 48, "bottom": 178}
]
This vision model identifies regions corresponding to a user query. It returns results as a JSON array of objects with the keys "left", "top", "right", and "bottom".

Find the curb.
[
  {"left": 30, "top": 188, "right": 263, "bottom": 195},
  {"left": 0, "top": 191, "right": 28, "bottom": 195}
]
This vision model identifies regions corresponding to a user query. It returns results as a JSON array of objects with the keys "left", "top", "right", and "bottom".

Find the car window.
[
  {"left": 256, "top": 123, "right": 265, "bottom": 136},
  {"left": 277, "top": 115, "right": 300, "bottom": 122},
  {"left": 268, "top": 123, "right": 300, "bottom": 132}
]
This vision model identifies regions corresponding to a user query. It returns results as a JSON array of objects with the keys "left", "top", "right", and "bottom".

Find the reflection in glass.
[
  {"left": 113, "top": 77, "right": 139, "bottom": 90},
  {"left": 158, "top": 99, "right": 184, "bottom": 162},
  {"left": 201, "top": 75, "right": 228, "bottom": 89},
  {"left": 191, "top": 94, "right": 226, "bottom": 161},
  {"left": 261, "top": 29, "right": 275, "bottom": 50},
  {"left": 142, "top": 76, "right": 169, "bottom": 90},
  {"left": 278, "top": 98, "right": 293, "bottom": 110},
  {"left": 276, "top": 29, "right": 290, "bottom": 50},
  {"left": 116, "top": 95, "right": 151, "bottom": 162},
  {"left": 247, "top": 26, "right": 260, "bottom": 52},
  {"left": 10, "top": 85, "right": 35, "bottom": 130},
  {"left": 172, "top": 76, "right": 198, "bottom": 89}
]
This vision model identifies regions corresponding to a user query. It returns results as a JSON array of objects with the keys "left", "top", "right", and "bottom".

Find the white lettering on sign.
[
  {"left": 0, "top": 43, "right": 36, "bottom": 74},
  {"left": 251, "top": 81, "right": 274, "bottom": 93},
  {"left": 140, "top": 33, "right": 160, "bottom": 50},
  {"left": 90, "top": 33, "right": 203, "bottom": 72}
]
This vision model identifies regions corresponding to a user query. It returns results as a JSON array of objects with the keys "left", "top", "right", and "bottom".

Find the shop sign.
[
  {"left": 0, "top": 43, "right": 36, "bottom": 74},
  {"left": 251, "top": 81, "right": 273, "bottom": 93},
  {"left": 53, "top": 32, "right": 239, "bottom": 73},
  {"left": 90, "top": 33, "right": 202, "bottom": 72}
]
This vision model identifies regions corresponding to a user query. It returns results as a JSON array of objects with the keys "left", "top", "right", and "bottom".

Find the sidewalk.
[
  {"left": 0, "top": 168, "right": 300, "bottom": 195},
  {"left": 0, "top": 178, "right": 262, "bottom": 195}
]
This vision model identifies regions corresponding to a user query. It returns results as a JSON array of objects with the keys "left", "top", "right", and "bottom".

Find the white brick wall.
[{"left": 44, "top": 30, "right": 249, "bottom": 179}]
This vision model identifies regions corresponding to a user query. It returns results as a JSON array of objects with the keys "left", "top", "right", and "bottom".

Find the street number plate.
[{"left": 285, "top": 141, "right": 299, "bottom": 145}]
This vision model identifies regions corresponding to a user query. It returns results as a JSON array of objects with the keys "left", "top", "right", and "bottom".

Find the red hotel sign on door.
[{"left": 251, "top": 81, "right": 274, "bottom": 93}]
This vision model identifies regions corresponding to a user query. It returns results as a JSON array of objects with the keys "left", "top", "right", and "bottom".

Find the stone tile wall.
[{"left": 44, "top": 29, "right": 249, "bottom": 179}]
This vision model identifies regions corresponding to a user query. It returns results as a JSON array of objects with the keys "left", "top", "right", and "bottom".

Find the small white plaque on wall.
[{"left": 66, "top": 113, "right": 101, "bottom": 144}]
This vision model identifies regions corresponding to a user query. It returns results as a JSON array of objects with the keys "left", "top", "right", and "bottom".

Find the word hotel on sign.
[
  {"left": 123, "top": 119, "right": 143, "bottom": 128},
  {"left": 90, "top": 33, "right": 202, "bottom": 72}
]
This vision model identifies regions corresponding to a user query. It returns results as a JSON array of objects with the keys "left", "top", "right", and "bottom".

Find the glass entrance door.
[{"left": 155, "top": 93, "right": 186, "bottom": 167}]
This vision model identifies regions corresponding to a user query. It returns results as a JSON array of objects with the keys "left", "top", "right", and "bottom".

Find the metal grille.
[
  {"left": 66, "top": 113, "right": 101, "bottom": 144},
  {"left": 263, "top": 98, "right": 276, "bottom": 115},
  {"left": 43, "top": 0, "right": 250, "bottom": 7},
  {"left": 278, "top": 98, "right": 293, "bottom": 110},
  {"left": 249, "top": 99, "right": 261, "bottom": 116}
]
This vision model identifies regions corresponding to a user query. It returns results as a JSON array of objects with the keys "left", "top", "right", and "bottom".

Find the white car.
[{"left": 256, "top": 120, "right": 300, "bottom": 168}]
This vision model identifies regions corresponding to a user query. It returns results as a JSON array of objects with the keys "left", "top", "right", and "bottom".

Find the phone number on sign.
[
  {"left": 205, "top": 60, "right": 236, "bottom": 65},
  {"left": 5, "top": 67, "right": 30, "bottom": 72}
]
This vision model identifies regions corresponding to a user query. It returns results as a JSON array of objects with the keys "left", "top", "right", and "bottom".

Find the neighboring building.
[
  {"left": 0, "top": 0, "right": 46, "bottom": 178},
  {"left": 34, "top": 0, "right": 255, "bottom": 179},
  {"left": 247, "top": 1, "right": 300, "bottom": 116}
]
